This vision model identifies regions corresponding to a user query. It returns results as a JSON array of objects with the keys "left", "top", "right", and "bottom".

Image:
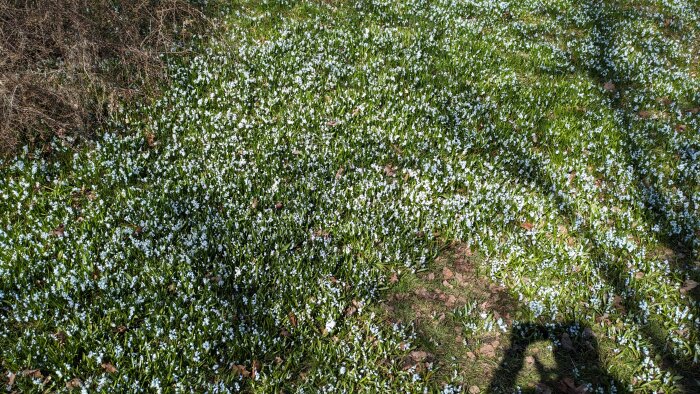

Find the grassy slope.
[{"left": 1, "top": 0, "right": 699, "bottom": 392}]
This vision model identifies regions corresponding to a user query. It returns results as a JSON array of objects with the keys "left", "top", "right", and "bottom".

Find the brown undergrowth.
[{"left": 0, "top": 0, "right": 220, "bottom": 157}]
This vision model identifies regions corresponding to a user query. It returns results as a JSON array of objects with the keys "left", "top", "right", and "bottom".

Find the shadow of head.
[{"left": 488, "top": 321, "right": 622, "bottom": 394}]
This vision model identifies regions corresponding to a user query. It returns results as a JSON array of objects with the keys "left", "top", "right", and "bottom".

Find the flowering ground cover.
[{"left": 1, "top": 0, "right": 699, "bottom": 392}]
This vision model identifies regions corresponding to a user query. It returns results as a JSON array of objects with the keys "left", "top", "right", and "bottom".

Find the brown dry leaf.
[
  {"left": 275, "top": 356, "right": 283, "bottom": 365},
  {"left": 145, "top": 132, "right": 156, "bottom": 148},
  {"left": 6, "top": 372, "right": 16, "bottom": 387},
  {"left": 479, "top": 343, "right": 496, "bottom": 358},
  {"left": 442, "top": 267, "right": 454, "bottom": 280},
  {"left": 274, "top": 201, "right": 284, "bottom": 210},
  {"left": 686, "top": 107, "right": 700, "bottom": 114},
  {"left": 114, "top": 325, "right": 128, "bottom": 334},
  {"left": 231, "top": 364, "right": 250, "bottom": 377},
  {"left": 468, "top": 386, "right": 481, "bottom": 394},
  {"left": 325, "top": 120, "right": 339, "bottom": 127},
  {"left": 53, "top": 331, "right": 67, "bottom": 344},
  {"left": 101, "top": 363, "right": 117, "bottom": 374},
  {"left": 409, "top": 350, "right": 428, "bottom": 362},
  {"left": 635, "top": 272, "right": 645, "bottom": 280},
  {"left": 681, "top": 279, "right": 698, "bottom": 294},
  {"left": 288, "top": 312, "right": 298, "bottom": 327},
  {"left": 675, "top": 124, "right": 687, "bottom": 133},
  {"left": 280, "top": 328, "right": 291, "bottom": 337},
  {"left": 427, "top": 272, "right": 435, "bottom": 281},
  {"left": 612, "top": 295, "right": 626, "bottom": 314},
  {"left": 520, "top": 222, "right": 534, "bottom": 231},
  {"left": 66, "top": 378, "right": 81, "bottom": 389},
  {"left": 335, "top": 166, "right": 345, "bottom": 180},
  {"left": 525, "top": 355, "right": 535, "bottom": 365},
  {"left": 250, "top": 198, "right": 259, "bottom": 210},
  {"left": 344, "top": 305, "right": 357, "bottom": 317},
  {"left": 536, "top": 383, "right": 553, "bottom": 394},
  {"left": 557, "top": 377, "right": 587, "bottom": 394},
  {"left": 22, "top": 369, "right": 43, "bottom": 379},
  {"left": 51, "top": 224, "right": 65, "bottom": 237},
  {"left": 390, "top": 272, "right": 399, "bottom": 284},
  {"left": 251, "top": 360, "right": 260, "bottom": 379},
  {"left": 638, "top": 110, "right": 652, "bottom": 119},
  {"left": 603, "top": 81, "right": 616, "bottom": 92},
  {"left": 383, "top": 164, "right": 397, "bottom": 177},
  {"left": 560, "top": 332, "right": 574, "bottom": 352}
]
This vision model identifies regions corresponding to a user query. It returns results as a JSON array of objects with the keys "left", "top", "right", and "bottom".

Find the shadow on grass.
[
  {"left": 488, "top": 0, "right": 699, "bottom": 390},
  {"left": 488, "top": 322, "right": 623, "bottom": 394}
]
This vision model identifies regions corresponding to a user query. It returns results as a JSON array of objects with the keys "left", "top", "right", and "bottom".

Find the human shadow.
[{"left": 488, "top": 322, "right": 623, "bottom": 393}]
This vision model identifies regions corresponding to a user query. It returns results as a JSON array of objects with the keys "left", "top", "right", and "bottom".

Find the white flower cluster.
[{"left": 0, "top": 0, "right": 698, "bottom": 392}]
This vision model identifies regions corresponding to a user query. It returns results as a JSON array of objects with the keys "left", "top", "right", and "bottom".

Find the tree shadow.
[
  {"left": 488, "top": 322, "right": 623, "bottom": 393},
  {"left": 487, "top": 1, "right": 699, "bottom": 390}
]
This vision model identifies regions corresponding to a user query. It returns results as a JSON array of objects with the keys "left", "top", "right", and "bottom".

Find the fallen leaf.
[
  {"left": 535, "top": 383, "right": 553, "bottom": 394},
  {"left": 51, "top": 224, "right": 65, "bottom": 237},
  {"left": 442, "top": 267, "right": 454, "bottom": 280},
  {"left": 409, "top": 350, "right": 428, "bottom": 362},
  {"left": 556, "top": 377, "right": 587, "bottom": 394},
  {"left": 22, "top": 369, "right": 43, "bottom": 379},
  {"left": 520, "top": 222, "right": 534, "bottom": 231},
  {"left": 469, "top": 385, "right": 481, "bottom": 394},
  {"left": 54, "top": 331, "right": 67, "bottom": 344},
  {"left": 274, "top": 202, "right": 283, "bottom": 210},
  {"left": 250, "top": 198, "right": 259, "bottom": 210},
  {"left": 479, "top": 344, "right": 496, "bottom": 358},
  {"left": 66, "top": 378, "right": 81, "bottom": 389},
  {"left": 289, "top": 312, "right": 298, "bottom": 327},
  {"left": 101, "top": 363, "right": 117, "bottom": 374},
  {"left": 681, "top": 279, "right": 698, "bottom": 294},
  {"left": 231, "top": 364, "right": 250, "bottom": 377},
  {"left": 335, "top": 166, "right": 345, "bottom": 179},
  {"left": 344, "top": 305, "right": 357, "bottom": 317},
  {"left": 251, "top": 360, "right": 260, "bottom": 379},
  {"left": 638, "top": 110, "right": 652, "bottom": 119},
  {"left": 612, "top": 295, "right": 626, "bottom": 314},
  {"left": 114, "top": 325, "right": 128, "bottom": 334},
  {"left": 145, "top": 132, "right": 156, "bottom": 148},
  {"left": 634, "top": 272, "right": 644, "bottom": 280},
  {"left": 383, "top": 164, "right": 397, "bottom": 177},
  {"left": 560, "top": 332, "right": 574, "bottom": 352},
  {"left": 6, "top": 372, "right": 15, "bottom": 387},
  {"left": 603, "top": 81, "right": 616, "bottom": 92},
  {"left": 390, "top": 272, "right": 399, "bottom": 283}
]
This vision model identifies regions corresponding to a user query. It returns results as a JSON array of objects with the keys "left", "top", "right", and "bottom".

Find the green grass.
[{"left": 1, "top": 0, "right": 699, "bottom": 392}]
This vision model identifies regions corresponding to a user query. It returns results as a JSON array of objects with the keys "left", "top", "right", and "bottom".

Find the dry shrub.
[{"left": 0, "top": 0, "right": 215, "bottom": 156}]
